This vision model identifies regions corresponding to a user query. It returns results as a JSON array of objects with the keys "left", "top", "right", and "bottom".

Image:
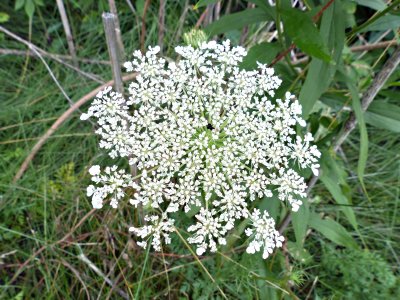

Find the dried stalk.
[
  {"left": 158, "top": 0, "right": 166, "bottom": 53},
  {"left": 195, "top": 8, "right": 208, "bottom": 28},
  {"left": 108, "top": 0, "right": 125, "bottom": 61},
  {"left": 205, "top": 4, "right": 215, "bottom": 26},
  {"left": 278, "top": 46, "right": 400, "bottom": 234},
  {"left": 56, "top": 0, "right": 78, "bottom": 66},
  {"left": 292, "top": 40, "right": 399, "bottom": 65},
  {"left": 140, "top": 0, "right": 152, "bottom": 53},
  {"left": 214, "top": 2, "right": 221, "bottom": 21},
  {"left": 102, "top": 13, "right": 124, "bottom": 94},
  {"left": 239, "top": 3, "right": 255, "bottom": 45},
  {"left": 174, "top": 0, "right": 190, "bottom": 43},
  {"left": 102, "top": 12, "right": 138, "bottom": 182}
]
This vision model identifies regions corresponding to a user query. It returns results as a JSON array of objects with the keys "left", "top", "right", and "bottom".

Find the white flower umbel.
[
  {"left": 129, "top": 213, "right": 174, "bottom": 251},
  {"left": 245, "top": 209, "right": 284, "bottom": 259},
  {"left": 82, "top": 40, "right": 320, "bottom": 258}
]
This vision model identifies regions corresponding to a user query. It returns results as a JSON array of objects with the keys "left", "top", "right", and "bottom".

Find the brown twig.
[
  {"left": 239, "top": 3, "right": 255, "bottom": 45},
  {"left": 350, "top": 40, "right": 398, "bottom": 52},
  {"left": 278, "top": 46, "right": 400, "bottom": 234},
  {"left": 195, "top": 8, "right": 208, "bottom": 29},
  {"left": 0, "top": 26, "right": 104, "bottom": 84},
  {"left": 204, "top": 4, "right": 215, "bottom": 26},
  {"left": 270, "top": 44, "right": 296, "bottom": 66},
  {"left": 13, "top": 73, "right": 137, "bottom": 183},
  {"left": 0, "top": 48, "right": 111, "bottom": 65},
  {"left": 140, "top": 0, "right": 152, "bottom": 53},
  {"left": 108, "top": 0, "right": 125, "bottom": 61},
  {"left": 56, "top": 0, "right": 78, "bottom": 66},
  {"left": 158, "top": 0, "right": 166, "bottom": 53},
  {"left": 292, "top": 40, "right": 398, "bottom": 65},
  {"left": 270, "top": 0, "right": 336, "bottom": 66},
  {"left": 312, "top": 0, "right": 335, "bottom": 23},
  {"left": 174, "top": 0, "right": 190, "bottom": 43},
  {"left": 214, "top": 2, "right": 221, "bottom": 21},
  {"left": 103, "top": 13, "right": 124, "bottom": 94}
]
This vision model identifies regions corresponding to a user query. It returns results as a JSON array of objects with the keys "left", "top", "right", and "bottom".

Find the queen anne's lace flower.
[
  {"left": 245, "top": 209, "right": 284, "bottom": 259},
  {"left": 82, "top": 40, "right": 320, "bottom": 259}
]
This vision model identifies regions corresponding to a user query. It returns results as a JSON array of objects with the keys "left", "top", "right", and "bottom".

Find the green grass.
[{"left": 1, "top": 0, "right": 399, "bottom": 299}]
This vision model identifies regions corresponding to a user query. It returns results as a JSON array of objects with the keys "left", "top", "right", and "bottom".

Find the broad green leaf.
[
  {"left": 320, "top": 149, "right": 348, "bottom": 185},
  {"left": 354, "top": 0, "right": 387, "bottom": 11},
  {"left": 240, "top": 42, "right": 280, "bottom": 70},
  {"left": 287, "top": 241, "right": 312, "bottom": 263},
  {"left": 204, "top": 8, "right": 273, "bottom": 35},
  {"left": 135, "top": 0, "right": 145, "bottom": 16},
  {"left": 365, "top": 102, "right": 400, "bottom": 133},
  {"left": 247, "top": 0, "right": 274, "bottom": 13},
  {"left": 291, "top": 199, "right": 310, "bottom": 247},
  {"left": 24, "top": 0, "right": 35, "bottom": 19},
  {"left": 309, "top": 213, "right": 359, "bottom": 249},
  {"left": 339, "top": 71, "right": 369, "bottom": 198},
  {"left": 360, "top": 14, "right": 400, "bottom": 32},
  {"left": 298, "top": 1, "right": 345, "bottom": 118},
  {"left": 0, "top": 12, "right": 9, "bottom": 23},
  {"left": 15, "top": 0, "right": 25, "bottom": 10},
  {"left": 259, "top": 194, "right": 280, "bottom": 220},
  {"left": 280, "top": 8, "right": 331, "bottom": 62},
  {"left": 194, "top": 0, "right": 218, "bottom": 9},
  {"left": 320, "top": 166, "right": 358, "bottom": 230}
]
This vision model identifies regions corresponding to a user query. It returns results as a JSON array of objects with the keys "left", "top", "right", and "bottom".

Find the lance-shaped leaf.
[
  {"left": 240, "top": 42, "right": 280, "bottom": 70},
  {"left": 204, "top": 8, "right": 273, "bottom": 36},
  {"left": 309, "top": 213, "right": 359, "bottom": 249},
  {"left": 365, "top": 102, "right": 400, "bottom": 133},
  {"left": 298, "top": 1, "right": 345, "bottom": 118},
  {"left": 280, "top": 8, "right": 331, "bottom": 62}
]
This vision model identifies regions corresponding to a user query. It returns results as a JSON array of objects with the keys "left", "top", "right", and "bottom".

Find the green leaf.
[
  {"left": 291, "top": 199, "right": 310, "bottom": 247},
  {"left": 0, "top": 12, "right": 10, "bottom": 23},
  {"left": 360, "top": 14, "right": 400, "bottom": 32},
  {"left": 259, "top": 194, "right": 280, "bottom": 220},
  {"left": 34, "top": 0, "right": 44, "bottom": 6},
  {"left": 354, "top": 0, "right": 387, "bottom": 11},
  {"left": 240, "top": 42, "right": 280, "bottom": 70},
  {"left": 309, "top": 213, "right": 359, "bottom": 249},
  {"left": 247, "top": 0, "right": 274, "bottom": 13},
  {"left": 339, "top": 70, "right": 369, "bottom": 199},
  {"left": 298, "top": 1, "right": 345, "bottom": 117},
  {"left": 194, "top": 0, "right": 218, "bottom": 9},
  {"left": 15, "top": 0, "right": 25, "bottom": 10},
  {"left": 365, "top": 102, "right": 400, "bottom": 133},
  {"left": 320, "top": 165, "right": 358, "bottom": 230},
  {"left": 204, "top": 8, "right": 273, "bottom": 35},
  {"left": 24, "top": 0, "right": 35, "bottom": 19},
  {"left": 136, "top": 0, "right": 145, "bottom": 16},
  {"left": 287, "top": 241, "right": 312, "bottom": 263},
  {"left": 280, "top": 8, "right": 331, "bottom": 62}
]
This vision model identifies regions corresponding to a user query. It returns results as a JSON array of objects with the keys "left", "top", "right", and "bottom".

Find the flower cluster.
[{"left": 82, "top": 40, "right": 320, "bottom": 258}]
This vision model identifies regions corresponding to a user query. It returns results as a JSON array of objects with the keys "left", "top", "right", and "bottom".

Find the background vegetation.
[{"left": 0, "top": 0, "right": 399, "bottom": 299}]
